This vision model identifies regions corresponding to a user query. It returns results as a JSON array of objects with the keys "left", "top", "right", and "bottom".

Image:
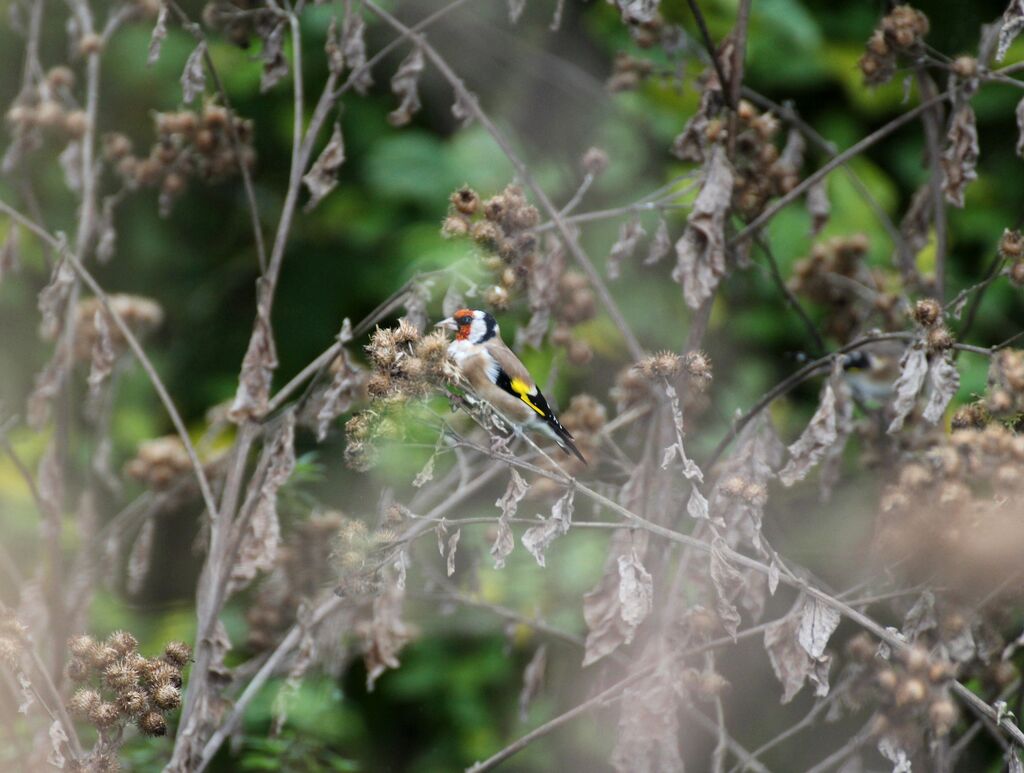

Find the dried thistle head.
[
  {"left": 152, "top": 683, "right": 181, "bottom": 710},
  {"left": 89, "top": 701, "right": 121, "bottom": 729},
  {"left": 138, "top": 710, "right": 167, "bottom": 736},
  {"left": 106, "top": 630, "right": 139, "bottom": 657},
  {"left": 68, "top": 688, "right": 103, "bottom": 719},
  {"left": 637, "top": 351, "right": 681, "bottom": 379},
  {"left": 117, "top": 689, "right": 150, "bottom": 717},
  {"left": 163, "top": 641, "right": 191, "bottom": 668},
  {"left": 124, "top": 435, "right": 193, "bottom": 488},
  {"left": 912, "top": 298, "right": 941, "bottom": 328},
  {"left": 103, "top": 657, "right": 141, "bottom": 691}
]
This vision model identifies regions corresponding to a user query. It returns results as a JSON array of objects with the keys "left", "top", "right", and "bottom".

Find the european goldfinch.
[{"left": 436, "top": 309, "right": 586, "bottom": 463}]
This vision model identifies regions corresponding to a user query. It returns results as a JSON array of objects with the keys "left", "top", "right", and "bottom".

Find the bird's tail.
[{"left": 543, "top": 415, "right": 587, "bottom": 465}]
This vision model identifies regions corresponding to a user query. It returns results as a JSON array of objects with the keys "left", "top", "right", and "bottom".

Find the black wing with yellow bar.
[{"left": 494, "top": 368, "right": 586, "bottom": 464}]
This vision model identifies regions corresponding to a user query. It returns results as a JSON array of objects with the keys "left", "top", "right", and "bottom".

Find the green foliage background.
[{"left": 1, "top": 0, "right": 1022, "bottom": 769}]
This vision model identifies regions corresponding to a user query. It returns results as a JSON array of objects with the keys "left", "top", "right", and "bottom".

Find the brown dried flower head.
[
  {"left": 138, "top": 710, "right": 167, "bottom": 736},
  {"left": 911, "top": 298, "right": 941, "bottom": 328},
  {"left": 637, "top": 351, "right": 681, "bottom": 379}
]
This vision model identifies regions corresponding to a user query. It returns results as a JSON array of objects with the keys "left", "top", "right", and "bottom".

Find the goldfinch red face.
[{"left": 435, "top": 308, "right": 497, "bottom": 344}]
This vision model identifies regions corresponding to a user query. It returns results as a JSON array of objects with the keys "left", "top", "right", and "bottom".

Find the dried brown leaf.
[
  {"left": 798, "top": 597, "right": 840, "bottom": 660},
  {"left": 17, "top": 671, "right": 34, "bottom": 714},
  {"left": 941, "top": 105, "right": 979, "bottom": 208},
  {"left": 326, "top": 17, "right": 344, "bottom": 76},
  {"left": 521, "top": 488, "right": 573, "bottom": 567},
  {"left": 127, "top": 517, "right": 155, "bottom": 596},
  {"left": 229, "top": 411, "right": 295, "bottom": 593},
  {"left": 617, "top": 549, "right": 653, "bottom": 630},
  {"left": 451, "top": 88, "right": 476, "bottom": 128},
  {"left": 764, "top": 600, "right": 832, "bottom": 703},
  {"left": 38, "top": 256, "right": 74, "bottom": 341},
  {"left": 86, "top": 308, "right": 115, "bottom": 408},
  {"left": 492, "top": 469, "right": 528, "bottom": 569},
  {"left": 778, "top": 127, "right": 806, "bottom": 173},
  {"left": 518, "top": 644, "right": 546, "bottom": 721},
  {"left": 779, "top": 377, "right": 839, "bottom": 487},
  {"left": 610, "top": 651, "right": 684, "bottom": 773},
  {"left": 259, "top": 23, "right": 289, "bottom": 93},
  {"left": 922, "top": 355, "right": 959, "bottom": 424},
  {"left": 229, "top": 280, "right": 278, "bottom": 422},
  {"left": 902, "top": 591, "right": 937, "bottom": 642},
  {"left": 181, "top": 41, "right": 207, "bottom": 104},
  {"left": 607, "top": 218, "right": 645, "bottom": 280},
  {"left": 342, "top": 13, "right": 373, "bottom": 96},
  {"left": 0, "top": 223, "right": 19, "bottom": 282},
  {"left": 672, "top": 145, "right": 733, "bottom": 309},
  {"left": 148, "top": 2, "right": 168, "bottom": 66},
  {"left": 710, "top": 537, "right": 743, "bottom": 640},
  {"left": 998, "top": 0, "right": 1024, "bottom": 62},
  {"left": 47, "top": 719, "right": 68, "bottom": 769},
  {"left": 303, "top": 121, "right": 346, "bottom": 212},
  {"left": 887, "top": 344, "right": 928, "bottom": 434},
  {"left": 387, "top": 47, "right": 425, "bottom": 127},
  {"left": 58, "top": 140, "right": 82, "bottom": 193},
  {"left": 360, "top": 556, "right": 412, "bottom": 690},
  {"left": 444, "top": 528, "right": 460, "bottom": 577},
  {"left": 807, "top": 179, "right": 830, "bottom": 236},
  {"left": 644, "top": 218, "right": 670, "bottom": 265}
]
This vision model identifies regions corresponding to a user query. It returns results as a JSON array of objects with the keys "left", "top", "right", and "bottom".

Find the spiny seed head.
[
  {"left": 117, "top": 689, "right": 149, "bottom": 717},
  {"left": 912, "top": 298, "right": 942, "bottom": 327},
  {"left": 68, "top": 634, "right": 97, "bottom": 659},
  {"left": 929, "top": 699, "right": 958, "bottom": 735},
  {"left": 451, "top": 186, "right": 480, "bottom": 216},
  {"left": 46, "top": 66, "right": 75, "bottom": 89},
  {"left": 875, "top": 667, "right": 899, "bottom": 692},
  {"left": 393, "top": 318, "right": 421, "bottom": 345},
  {"left": 89, "top": 701, "right": 121, "bottom": 728},
  {"left": 104, "top": 658, "right": 141, "bottom": 690},
  {"left": 1000, "top": 228, "right": 1024, "bottom": 259},
  {"left": 1010, "top": 261, "right": 1024, "bottom": 287},
  {"left": 470, "top": 220, "right": 502, "bottom": 249},
  {"left": 138, "top": 711, "right": 167, "bottom": 736},
  {"left": 927, "top": 326, "right": 954, "bottom": 352},
  {"left": 145, "top": 660, "right": 183, "bottom": 688},
  {"left": 581, "top": 146, "right": 609, "bottom": 176},
  {"left": 441, "top": 215, "right": 469, "bottom": 239},
  {"left": 638, "top": 351, "right": 681, "bottom": 379},
  {"left": 721, "top": 476, "right": 747, "bottom": 498},
  {"left": 106, "top": 630, "right": 139, "bottom": 656},
  {"left": 152, "top": 683, "right": 181, "bottom": 710},
  {"left": 68, "top": 688, "right": 102, "bottom": 718},
  {"left": 901, "top": 644, "right": 930, "bottom": 674},
  {"left": 67, "top": 658, "right": 90, "bottom": 682},
  {"left": 846, "top": 632, "right": 875, "bottom": 663},
  {"left": 952, "top": 55, "right": 978, "bottom": 79},
  {"left": 683, "top": 350, "right": 713, "bottom": 385},
  {"left": 91, "top": 645, "right": 120, "bottom": 669},
  {"left": 163, "top": 641, "right": 191, "bottom": 668}
]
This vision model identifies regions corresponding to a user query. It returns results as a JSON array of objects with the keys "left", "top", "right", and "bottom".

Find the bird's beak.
[{"left": 435, "top": 317, "right": 458, "bottom": 331}]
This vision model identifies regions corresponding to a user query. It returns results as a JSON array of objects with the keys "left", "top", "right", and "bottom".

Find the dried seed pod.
[
  {"left": 138, "top": 711, "right": 167, "bottom": 736},
  {"left": 912, "top": 298, "right": 941, "bottom": 327}
]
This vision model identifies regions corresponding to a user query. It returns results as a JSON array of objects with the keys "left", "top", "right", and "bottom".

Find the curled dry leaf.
[
  {"left": 507, "top": 0, "right": 526, "bottom": 23},
  {"left": 38, "top": 257, "right": 75, "bottom": 341},
  {"left": 887, "top": 344, "right": 929, "bottom": 434},
  {"left": 412, "top": 453, "right": 435, "bottom": 488},
  {"left": 0, "top": 224, "right": 19, "bottom": 282},
  {"left": 342, "top": 13, "right": 373, "bottom": 95},
  {"left": 521, "top": 487, "right": 573, "bottom": 567},
  {"left": 660, "top": 383, "right": 703, "bottom": 483},
  {"left": 1017, "top": 97, "right": 1024, "bottom": 158},
  {"left": 518, "top": 644, "right": 546, "bottom": 722},
  {"left": 58, "top": 141, "right": 82, "bottom": 194},
  {"left": 387, "top": 47, "right": 425, "bottom": 128},
  {"left": 229, "top": 280, "right": 278, "bottom": 422},
  {"left": 127, "top": 517, "right": 155, "bottom": 596},
  {"left": 878, "top": 737, "right": 913, "bottom": 773},
  {"left": 617, "top": 549, "right": 653, "bottom": 630},
  {"left": 17, "top": 671, "right": 34, "bottom": 714},
  {"left": 998, "top": 0, "right": 1024, "bottom": 62},
  {"left": 806, "top": 179, "right": 830, "bottom": 236},
  {"left": 86, "top": 308, "right": 115, "bottom": 408},
  {"left": 148, "top": 2, "right": 168, "bottom": 66},
  {"left": 798, "top": 597, "right": 841, "bottom": 661},
  {"left": 778, "top": 127, "right": 806, "bottom": 172},
  {"left": 607, "top": 218, "right": 645, "bottom": 280},
  {"left": 451, "top": 88, "right": 476, "bottom": 129},
  {"left": 645, "top": 218, "right": 670, "bottom": 265},
  {"left": 710, "top": 537, "right": 743, "bottom": 640},
  {"left": 326, "top": 17, "right": 344, "bottom": 76},
  {"left": 582, "top": 531, "right": 648, "bottom": 666},
  {"left": 96, "top": 196, "right": 117, "bottom": 264},
  {"left": 228, "top": 411, "right": 296, "bottom": 593},
  {"left": 359, "top": 557, "right": 413, "bottom": 690},
  {"left": 941, "top": 104, "right": 979, "bottom": 207},
  {"left": 610, "top": 647, "right": 684, "bottom": 773},
  {"left": 315, "top": 319, "right": 364, "bottom": 441},
  {"left": 492, "top": 469, "right": 528, "bottom": 569},
  {"left": 922, "top": 354, "right": 960, "bottom": 424},
  {"left": 259, "top": 22, "right": 289, "bottom": 93},
  {"left": 779, "top": 372, "right": 840, "bottom": 487},
  {"left": 181, "top": 41, "right": 207, "bottom": 104},
  {"left": 303, "top": 121, "right": 346, "bottom": 212},
  {"left": 444, "top": 528, "right": 460, "bottom": 577},
  {"left": 671, "top": 89, "right": 714, "bottom": 163},
  {"left": 47, "top": 719, "right": 68, "bottom": 769},
  {"left": 672, "top": 145, "right": 733, "bottom": 310},
  {"left": 764, "top": 598, "right": 833, "bottom": 703},
  {"left": 902, "top": 590, "right": 937, "bottom": 642}
]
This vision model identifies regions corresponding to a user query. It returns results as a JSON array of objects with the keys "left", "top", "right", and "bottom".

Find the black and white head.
[{"left": 436, "top": 308, "right": 498, "bottom": 344}]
